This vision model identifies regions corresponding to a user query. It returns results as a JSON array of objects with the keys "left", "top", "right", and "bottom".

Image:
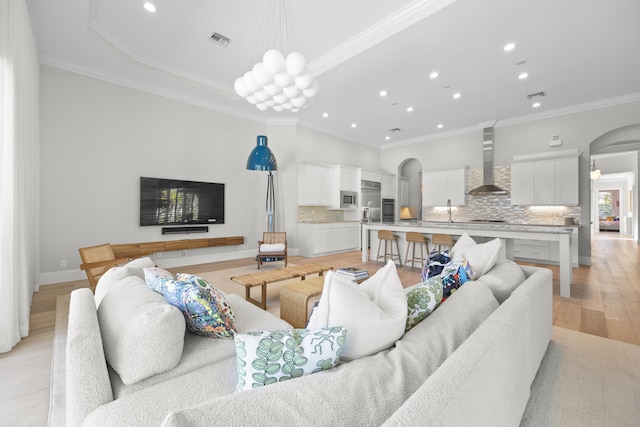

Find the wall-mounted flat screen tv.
[{"left": 140, "top": 177, "right": 224, "bottom": 226}]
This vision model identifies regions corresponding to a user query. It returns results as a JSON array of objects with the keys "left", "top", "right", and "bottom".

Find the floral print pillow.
[
  {"left": 234, "top": 327, "right": 347, "bottom": 391},
  {"left": 405, "top": 276, "right": 443, "bottom": 331},
  {"left": 143, "top": 267, "right": 175, "bottom": 294},
  {"left": 163, "top": 274, "right": 236, "bottom": 338},
  {"left": 421, "top": 249, "right": 451, "bottom": 281}
]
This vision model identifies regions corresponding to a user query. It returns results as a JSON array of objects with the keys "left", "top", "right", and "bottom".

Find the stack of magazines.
[{"left": 336, "top": 266, "right": 369, "bottom": 281}]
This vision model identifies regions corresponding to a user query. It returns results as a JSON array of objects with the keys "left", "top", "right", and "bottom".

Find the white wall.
[
  {"left": 379, "top": 100, "right": 640, "bottom": 263},
  {"left": 38, "top": 67, "right": 378, "bottom": 284}
]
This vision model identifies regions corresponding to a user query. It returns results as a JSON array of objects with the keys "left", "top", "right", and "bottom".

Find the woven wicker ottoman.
[{"left": 279, "top": 276, "right": 325, "bottom": 328}]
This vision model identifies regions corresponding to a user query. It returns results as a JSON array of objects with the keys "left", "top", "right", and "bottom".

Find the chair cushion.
[
  {"left": 307, "top": 260, "right": 407, "bottom": 359},
  {"left": 233, "top": 327, "right": 347, "bottom": 391},
  {"left": 259, "top": 243, "right": 286, "bottom": 253},
  {"left": 97, "top": 276, "right": 185, "bottom": 385}
]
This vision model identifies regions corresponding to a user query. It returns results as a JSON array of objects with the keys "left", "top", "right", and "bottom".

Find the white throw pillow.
[
  {"left": 450, "top": 232, "right": 476, "bottom": 262},
  {"left": 307, "top": 261, "right": 407, "bottom": 359},
  {"left": 123, "top": 257, "right": 155, "bottom": 278},
  {"left": 97, "top": 276, "right": 186, "bottom": 385},
  {"left": 457, "top": 238, "right": 502, "bottom": 279},
  {"left": 259, "top": 243, "right": 285, "bottom": 253}
]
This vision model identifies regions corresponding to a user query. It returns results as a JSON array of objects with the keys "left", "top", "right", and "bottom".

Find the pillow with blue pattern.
[
  {"left": 234, "top": 327, "right": 347, "bottom": 391},
  {"left": 440, "top": 260, "right": 473, "bottom": 299},
  {"left": 421, "top": 249, "right": 451, "bottom": 281},
  {"left": 163, "top": 274, "right": 236, "bottom": 338}
]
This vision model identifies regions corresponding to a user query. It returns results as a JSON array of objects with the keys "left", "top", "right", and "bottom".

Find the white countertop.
[{"left": 362, "top": 221, "right": 575, "bottom": 234}]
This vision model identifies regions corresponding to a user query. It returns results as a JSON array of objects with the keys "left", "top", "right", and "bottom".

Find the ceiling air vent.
[
  {"left": 209, "top": 32, "right": 230, "bottom": 47},
  {"left": 389, "top": 128, "right": 401, "bottom": 132},
  {"left": 526, "top": 90, "right": 546, "bottom": 99}
]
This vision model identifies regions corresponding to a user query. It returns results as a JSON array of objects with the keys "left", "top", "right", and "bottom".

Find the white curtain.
[{"left": 0, "top": 0, "right": 40, "bottom": 353}]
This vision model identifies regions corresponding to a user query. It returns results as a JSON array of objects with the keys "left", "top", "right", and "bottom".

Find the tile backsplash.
[
  {"left": 423, "top": 166, "right": 581, "bottom": 225},
  {"left": 298, "top": 206, "right": 345, "bottom": 222}
]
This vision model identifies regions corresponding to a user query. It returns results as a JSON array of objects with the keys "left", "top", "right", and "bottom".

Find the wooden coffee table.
[{"left": 230, "top": 263, "right": 332, "bottom": 310}]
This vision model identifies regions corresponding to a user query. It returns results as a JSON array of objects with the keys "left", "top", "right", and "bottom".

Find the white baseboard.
[{"left": 38, "top": 247, "right": 300, "bottom": 286}]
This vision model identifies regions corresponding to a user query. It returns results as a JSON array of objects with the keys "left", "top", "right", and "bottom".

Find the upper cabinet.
[
  {"left": 510, "top": 152, "right": 579, "bottom": 206},
  {"left": 298, "top": 162, "right": 335, "bottom": 206},
  {"left": 381, "top": 173, "right": 396, "bottom": 199},
  {"left": 338, "top": 165, "right": 360, "bottom": 192},
  {"left": 422, "top": 168, "right": 466, "bottom": 207}
]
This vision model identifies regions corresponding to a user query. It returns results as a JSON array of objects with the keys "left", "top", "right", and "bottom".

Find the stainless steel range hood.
[{"left": 468, "top": 126, "right": 509, "bottom": 195}]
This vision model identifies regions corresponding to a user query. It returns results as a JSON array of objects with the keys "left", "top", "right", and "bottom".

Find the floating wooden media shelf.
[{"left": 111, "top": 236, "right": 244, "bottom": 259}]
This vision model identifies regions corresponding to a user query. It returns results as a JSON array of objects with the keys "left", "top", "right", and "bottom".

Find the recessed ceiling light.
[
  {"left": 504, "top": 42, "right": 516, "bottom": 52},
  {"left": 437, "top": 124, "right": 444, "bottom": 129},
  {"left": 430, "top": 71, "right": 439, "bottom": 79},
  {"left": 518, "top": 72, "right": 529, "bottom": 80},
  {"left": 351, "top": 123, "right": 357, "bottom": 128},
  {"left": 143, "top": 2, "right": 156, "bottom": 12},
  {"left": 406, "top": 107, "right": 414, "bottom": 113},
  {"left": 322, "top": 112, "right": 328, "bottom": 118},
  {"left": 379, "top": 90, "right": 388, "bottom": 97},
  {"left": 385, "top": 136, "right": 390, "bottom": 140},
  {"left": 453, "top": 92, "right": 461, "bottom": 99},
  {"left": 532, "top": 102, "right": 541, "bottom": 108}
]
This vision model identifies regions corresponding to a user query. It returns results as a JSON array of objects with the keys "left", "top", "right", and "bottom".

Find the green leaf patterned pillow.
[
  {"left": 405, "top": 276, "right": 444, "bottom": 331},
  {"left": 234, "top": 327, "right": 347, "bottom": 391}
]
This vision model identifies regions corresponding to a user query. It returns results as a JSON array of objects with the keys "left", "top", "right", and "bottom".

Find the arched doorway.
[
  {"left": 589, "top": 124, "right": 640, "bottom": 243},
  {"left": 397, "top": 158, "right": 422, "bottom": 222}
]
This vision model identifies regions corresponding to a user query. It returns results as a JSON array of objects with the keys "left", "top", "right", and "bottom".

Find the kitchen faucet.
[{"left": 447, "top": 199, "right": 452, "bottom": 226}]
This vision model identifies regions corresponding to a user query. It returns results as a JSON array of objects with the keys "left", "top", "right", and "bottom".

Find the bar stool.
[
  {"left": 431, "top": 234, "right": 455, "bottom": 253},
  {"left": 376, "top": 230, "right": 402, "bottom": 265},
  {"left": 404, "top": 232, "right": 429, "bottom": 270}
]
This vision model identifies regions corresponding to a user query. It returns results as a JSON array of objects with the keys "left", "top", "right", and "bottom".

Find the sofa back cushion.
[
  {"left": 477, "top": 259, "right": 527, "bottom": 303},
  {"left": 97, "top": 276, "right": 186, "bottom": 385}
]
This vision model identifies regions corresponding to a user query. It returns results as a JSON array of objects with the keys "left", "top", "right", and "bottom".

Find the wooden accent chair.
[
  {"left": 257, "top": 232, "right": 287, "bottom": 269},
  {"left": 79, "top": 243, "right": 130, "bottom": 292}
]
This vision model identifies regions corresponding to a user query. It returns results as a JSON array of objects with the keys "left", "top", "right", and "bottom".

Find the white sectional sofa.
[{"left": 58, "top": 256, "right": 552, "bottom": 427}]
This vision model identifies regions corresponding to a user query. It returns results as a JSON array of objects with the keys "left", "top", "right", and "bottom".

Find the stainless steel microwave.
[{"left": 340, "top": 191, "right": 358, "bottom": 209}]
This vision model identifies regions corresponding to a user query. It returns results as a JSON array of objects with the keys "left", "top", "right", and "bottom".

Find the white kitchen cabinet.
[
  {"left": 422, "top": 168, "right": 466, "bottom": 207},
  {"left": 361, "top": 170, "right": 381, "bottom": 183},
  {"left": 298, "top": 222, "right": 360, "bottom": 257},
  {"left": 298, "top": 162, "right": 335, "bottom": 206},
  {"left": 381, "top": 173, "right": 396, "bottom": 199},
  {"left": 510, "top": 162, "right": 534, "bottom": 205},
  {"left": 338, "top": 165, "right": 360, "bottom": 192},
  {"left": 511, "top": 155, "right": 578, "bottom": 206},
  {"left": 514, "top": 227, "right": 578, "bottom": 266}
]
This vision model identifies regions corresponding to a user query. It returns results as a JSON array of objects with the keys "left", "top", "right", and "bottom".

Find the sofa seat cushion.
[
  {"left": 97, "top": 276, "right": 186, "bottom": 385},
  {"left": 161, "top": 281, "right": 500, "bottom": 427},
  {"left": 477, "top": 259, "right": 527, "bottom": 303},
  {"left": 307, "top": 260, "right": 407, "bottom": 359},
  {"left": 111, "top": 293, "right": 292, "bottom": 398}
]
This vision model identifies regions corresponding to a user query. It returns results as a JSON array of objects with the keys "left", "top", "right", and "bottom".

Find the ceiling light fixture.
[
  {"left": 351, "top": 123, "right": 357, "bottom": 128},
  {"left": 233, "top": 0, "right": 318, "bottom": 112},
  {"left": 504, "top": 42, "right": 516, "bottom": 52},
  {"left": 437, "top": 124, "right": 444, "bottom": 129},
  {"left": 143, "top": 2, "right": 156, "bottom": 13},
  {"left": 322, "top": 112, "right": 328, "bottom": 118},
  {"left": 430, "top": 71, "right": 439, "bottom": 79},
  {"left": 532, "top": 102, "right": 541, "bottom": 108},
  {"left": 379, "top": 90, "right": 388, "bottom": 97},
  {"left": 590, "top": 160, "right": 602, "bottom": 180},
  {"left": 453, "top": 92, "right": 461, "bottom": 99},
  {"left": 518, "top": 72, "right": 529, "bottom": 80},
  {"left": 406, "top": 107, "right": 414, "bottom": 112}
]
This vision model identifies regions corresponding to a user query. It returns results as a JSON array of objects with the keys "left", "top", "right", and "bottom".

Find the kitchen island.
[{"left": 361, "top": 222, "right": 576, "bottom": 297}]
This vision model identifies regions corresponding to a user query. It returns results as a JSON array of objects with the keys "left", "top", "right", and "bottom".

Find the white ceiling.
[{"left": 26, "top": 0, "right": 640, "bottom": 148}]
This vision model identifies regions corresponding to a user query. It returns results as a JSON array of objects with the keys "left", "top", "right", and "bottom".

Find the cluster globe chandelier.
[{"left": 233, "top": 0, "right": 319, "bottom": 112}]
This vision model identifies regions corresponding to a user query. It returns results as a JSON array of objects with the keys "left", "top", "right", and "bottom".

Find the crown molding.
[{"left": 309, "top": 0, "right": 456, "bottom": 75}]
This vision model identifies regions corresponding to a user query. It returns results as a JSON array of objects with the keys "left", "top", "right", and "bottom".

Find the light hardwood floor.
[{"left": 1, "top": 233, "right": 638, "bottom": 426}]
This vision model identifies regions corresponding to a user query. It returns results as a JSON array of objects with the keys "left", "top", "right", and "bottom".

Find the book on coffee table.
[{"left": 336, "top": 266, "right": 369, "bottom": 281}]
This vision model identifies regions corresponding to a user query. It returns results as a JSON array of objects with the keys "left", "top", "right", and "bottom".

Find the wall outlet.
[
  {"left": 182, "top": 249, "right": 187, "bottom": 256},
  {"left": 60, "top": 259, "right": 68, "bottom": 268}
]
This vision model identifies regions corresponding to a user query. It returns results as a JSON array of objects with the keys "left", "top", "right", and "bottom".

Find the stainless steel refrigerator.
[{"left": 361, "top": 180, "right": 381, "bottom": 222}]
